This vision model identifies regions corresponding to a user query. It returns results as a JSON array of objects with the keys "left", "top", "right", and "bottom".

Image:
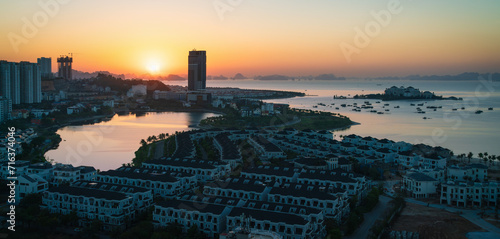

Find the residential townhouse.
[
  {"left": 16, "top": 174, "right": 49, "bottom": 202},
  {"left": 267, "top": 183, "right": 348, "bottom": 221},
  {"left": 97, "top": 167, "right": 193, "bottom": 198},
  {"left": 204, "top": 178, "right": 272, "bottom": 201},
  {"left": 249, "top": 136, "right": 285, "bottom": 159},
  {"left": 213, "top": 133, "right": 243, "bottom": 168},
  {"left": 441, "top": 181, "right": 500, "bottom": 208},
  {"left": 52, "top": 164, "right": 97, "bottom": 185},
  {"left": 241, "top": 166, "right": 300, "bottom": 184},
  {"left": 153, "top": 199, "right": 231, "bottom": 237},
  {"left": 402, "top": 172, "right": 439, "bottom": 198},
  {"left": 142, "top": 158, "right": 231, "bottom": 182},
  {"left": 71, "top": 180, "right": 153, "bottom": 213},
  {"left": 447, "top": 164, "right": 488, "bottom": 182},
  {"left": 41, "top": 186, "right": 135, "bottom": 230},
  {"left": 226, "top": 207, "right": 315, "bottom": 239},
  {"left": 296, "top": 169, "right": 368, "bottom": 197}
]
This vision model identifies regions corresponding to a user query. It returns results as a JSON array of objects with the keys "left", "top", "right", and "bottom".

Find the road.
[
  {"left": 153, "top": 140, "right": 164, "bottom": 159},
  {"left": 344, "top": 195, "right": 392, "bottom": 239}
]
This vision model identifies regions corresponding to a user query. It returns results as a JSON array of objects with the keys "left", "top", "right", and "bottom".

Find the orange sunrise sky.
[{"left": 0, "top": 0, "right": 499, "bottom": 78}]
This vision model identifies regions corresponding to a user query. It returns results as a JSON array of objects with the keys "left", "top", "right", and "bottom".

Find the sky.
[{"left": 0, "top": 0, "right": 499, "bottom": 78}]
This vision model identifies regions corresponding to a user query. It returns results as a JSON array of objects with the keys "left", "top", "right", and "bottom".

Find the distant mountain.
[
  {"left": 72, "top": 69, "right": 127, "bottom": 80},
  {"left": 233, "top": 73, "right": 247, "bottom": 80},
  {"left": 209, "top": 75, "right": 229, "bottom": 80},
  {"left": 404, "top": 72, "right": 500, "bottom": 81},
  {"left": 255, "top": 75, "right": 290, "bottom": 81},
  {"left": 313, "top": 74, "right": 346, "bottom": 81},
  {"left": 163, "top": 74, "right": 186, "bottom": 81},
  {"left": 369, "top": 72, "right": 500, "bottom": 81}
]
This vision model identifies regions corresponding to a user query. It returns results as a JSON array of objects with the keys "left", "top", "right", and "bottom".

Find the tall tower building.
[
  {"left": 0, "top": 96, "right": 12, "bottom": 123},
  {"left": 37, "top": 57, "right": 52, "bottom": 78},
  {"left": 9, "top": 62, "right": 21, "bottom": 105},
  {"left": 57, "top": 55, "right": 73, "bottom": 80},
  {"left": 0, "top": 61, "right": 11, "bottom": 100},
  {"left": 32, "top": 62, "right": 42, "bottom": 103},
  {"left": 20, "top": 62, "right": 34, "bottom": 104},
  {"left": 188, "top": 50, "right": 206, "bottom": 91}
]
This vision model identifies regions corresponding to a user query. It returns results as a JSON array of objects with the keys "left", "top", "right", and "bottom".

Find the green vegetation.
[
  {"left": 200, "top": 107, "right": 352, "bottom": 130},
  {"left": 369, "top": 196, "right": 406, "bottom": 239},
  {"left": 163, "top": 136, "right": 176, "bottom": 157},
  {"left": 92, "top": 73, "right": 170, "bottom": 95},
  {"left": 344, "top": 187, "right": 382, "bottom": 235}
]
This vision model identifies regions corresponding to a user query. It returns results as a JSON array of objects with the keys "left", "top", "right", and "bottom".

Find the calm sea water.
[
  {"left": 47, "top": 79, "right": 500, "bottom": 170},
  {"left": 194, "top": 79, "right": 500, "bottom": 157}
]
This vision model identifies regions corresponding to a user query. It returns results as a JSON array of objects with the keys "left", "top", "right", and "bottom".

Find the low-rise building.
[
  {"left": 402, "top": 172, "right": 438, "bottom": 198},
  {"left": 97, "top": 167, "right": 192, "bottom": 198},
  {"left": 153, "top": 199, "right": 230, "bottom": 237},
  {"left": 440, "top": 181, "right": 500, "bottom": 208},
  {"left": 447, "top": 164, "right": 488, "bottom": 182},
  {"left": 41, "top": 186, "right": 135, "bottom": 230},
  {"left": 16, "top": 174, "right": 49, "bottom": 202}
]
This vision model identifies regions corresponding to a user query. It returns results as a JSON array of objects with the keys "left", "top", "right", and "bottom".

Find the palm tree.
[
  {"left": 140, "top": 139, "right": 147, "bottom": 146},
  {"left": 468, "top": 152, "right": 473, "bottom": 163}
]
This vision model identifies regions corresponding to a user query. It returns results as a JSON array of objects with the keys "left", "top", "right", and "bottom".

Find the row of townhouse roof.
[
  {"left": 97, "top": 166, "right": 197, "bottom": 198},
  {"left": 142, "top": 158, "right": 231, "bottom": 182},
  {"left": 153, "top": 193, "right": 328, "bottom": 238},
  {"left": 249, "top": 136, "right": 286, "bottom": 159},
  {"left": 213, "top": 133, "right": 242, "bottom": 168},
  {"left": 172, "top": 132, "right": 195, "bottom": 159},
  {"left": 293, "top": 157, "right": 352, "bottom": 171},
  {"left": 271, "top": 136, "right": 332, "bottom": 157},
  {"left": 202, "top": 176, "right": 358, "bottom": 223},
  {"left": 41, "top": 182, "right": 146, "bottom": 230}
]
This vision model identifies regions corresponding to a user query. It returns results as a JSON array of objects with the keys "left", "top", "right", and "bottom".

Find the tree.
[
  {"left": 140, "top": 139, "right": 147, "bottom": 146},
  {"left": 467, "top": 152, "right": 473, "bottom": 163}
]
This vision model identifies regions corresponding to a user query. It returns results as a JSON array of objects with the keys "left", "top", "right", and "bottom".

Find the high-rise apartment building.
[
  {"left": 37, "top": 57, "right": 52, "bottom": 79},
  {"left": 0, "top": 60, "right": 41, "bottom": 105},
  {"left": 188, "top": 50, "right": 206, "bottom": 91}
]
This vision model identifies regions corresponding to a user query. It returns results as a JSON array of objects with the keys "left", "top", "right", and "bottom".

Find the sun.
[{"left": 146, "top": 62, "right": 160, "bottom": 74}]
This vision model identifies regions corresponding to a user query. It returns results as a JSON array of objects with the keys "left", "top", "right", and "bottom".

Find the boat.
[
  {"left": 313, "top": 106, "right": 318, "bottom": 108},
  {"left": 335, "top": 107, "right": 339, "bottom": 110},
  {"left": 475, "top": 110, "right": 483, "bottom": 114},
  {"left": 376, "top": 101, "right": 381, "bottom": 103},
  {"left": 377, "top": 112, "right": 384, "bottom": 114},
  {"left": 488, "top": 107, "right": 493, "bottom": 110},
  {"left": 394, "top": 106, "right": 400, "bottom": 108},
  {"left": 452, "top": 108, "right": 457, "bottom": 111},
  {"left": 417, "top": 103, "right": 424, "bottom": 106},
  {"left": 461, "top": 107, "right": 465, "bottom": 110},
  {"left": 423, "top": 117, "right": 427, "bottom": 120},
  {"left": 384, "top": 103, "right": 390, "bottom": 106},
  {"left": 385, "top": 109, "right": 390, "bottom": 112},
  {"left": 341, "top": 104, "right": 346, "bottom": 107},
  {"left": 410, "top": 103, "right": 415, "bottom": 106}
]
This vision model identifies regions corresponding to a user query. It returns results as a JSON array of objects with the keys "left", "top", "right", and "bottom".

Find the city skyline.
[{"left": 0, "top": 0, "right": 499, "bottom": 78}]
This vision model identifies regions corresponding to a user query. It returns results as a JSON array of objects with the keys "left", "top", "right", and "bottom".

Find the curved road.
[{"left": 344, "top": 195, "right": 392, "bottom": 239}]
